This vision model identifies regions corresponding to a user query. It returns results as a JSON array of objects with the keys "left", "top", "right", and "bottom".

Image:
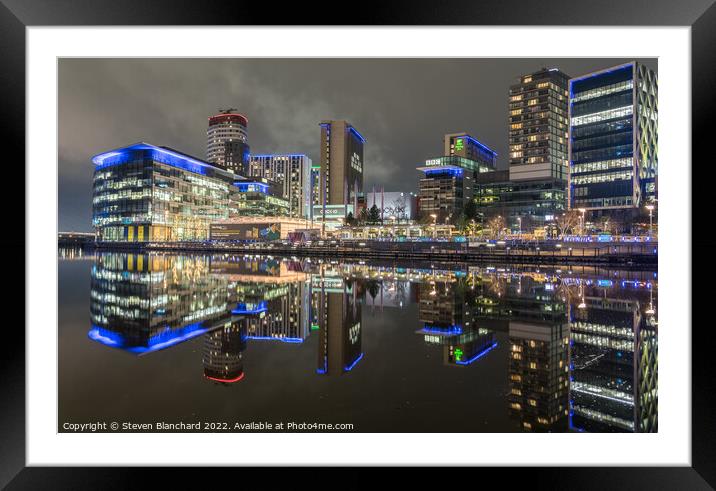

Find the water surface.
[{"left": 58, "top": 250, "right": 657, "bottom": 433}]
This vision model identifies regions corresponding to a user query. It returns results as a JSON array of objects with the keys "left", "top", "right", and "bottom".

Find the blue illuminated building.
[
  {"left": 417, "top": 133, "right": 496, "bottom": 223},
  {"left": 92, "top": 142, "right": 289, "bottom": 242},
  {"left": 568, "top": 62, "right": 657, "bottom": 225}
]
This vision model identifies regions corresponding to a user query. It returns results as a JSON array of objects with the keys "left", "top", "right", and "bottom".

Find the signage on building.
[{"left": 312, "top": 205, "right": 354, "bottom": 218}]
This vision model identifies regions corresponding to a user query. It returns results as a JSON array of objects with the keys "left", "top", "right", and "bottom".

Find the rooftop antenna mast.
[{"left": 219, "top": 107, "right": 238, "bottom": 114}]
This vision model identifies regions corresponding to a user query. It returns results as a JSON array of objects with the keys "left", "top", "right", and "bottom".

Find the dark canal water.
[{"left": 58, "top": 248, "right": 657, "bottom": 433}]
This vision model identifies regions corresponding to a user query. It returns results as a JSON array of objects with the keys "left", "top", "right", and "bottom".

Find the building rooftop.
[{"left": 91, "top": 142, "right": 239, "bottom": 179}]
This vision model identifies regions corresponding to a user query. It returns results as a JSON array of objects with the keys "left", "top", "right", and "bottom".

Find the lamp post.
[
  {"left": 517, "top": 216, "right": 522, "bottom": 238},
  {"left": 577, "top": 208, "right": 586, "bottom": 236},
  {"left": 645, "top": 204, "right": 655, "bottom": 238}
]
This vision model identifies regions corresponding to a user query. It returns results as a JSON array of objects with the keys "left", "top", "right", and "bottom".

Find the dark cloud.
[{"left": 59, "top": 57, "right": 656, "bottom": 231}]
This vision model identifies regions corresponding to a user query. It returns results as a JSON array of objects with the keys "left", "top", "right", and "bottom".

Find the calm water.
[{"left": 58, "top": 248, "right": 657, "bottom": 433}]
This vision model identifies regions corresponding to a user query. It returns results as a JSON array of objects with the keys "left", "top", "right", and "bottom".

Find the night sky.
[{"left": 59, "top": 57, "right": 656, "bottom": 231}]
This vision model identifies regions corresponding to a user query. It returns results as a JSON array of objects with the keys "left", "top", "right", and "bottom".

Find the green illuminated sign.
[
  {"left": 454, "top": 348, "right": 464, "bottom": 361},
  {"left": 311, "top": 324, "right": 320, "bottom": 331},
  {"left": 455, "top": 138, "right": 464, "bottom": 151}
]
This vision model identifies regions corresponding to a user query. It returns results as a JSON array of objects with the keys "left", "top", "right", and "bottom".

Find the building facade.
[
  {"left": 316, "top": 120, "right": 365, "bottom": 218},
  {"left": 473, "top": 169, "right": 567, "bottom": 231},
  {"left": 509, "top": 68, "right": 570, "bottom": 182},
  {"left": 248, "top": 154, "right": 313, "bottom": 218},
  {"left": 568, "top": 62, "right": 658, "bottom": 218},
  {"left": 365, "top": 189, "right": 418, "bottom": 222},
  {"left": 206, "top": 111, "right": 250, "bottom": 175},
  {"left": 445, "top": 132, "right": 499, "bottom": 168},
  {"left": 92, "top": 143, "right": 289, "bottom": 242},
  {"left": 417, "top": 134, "right": 496, "bottom": 223}
]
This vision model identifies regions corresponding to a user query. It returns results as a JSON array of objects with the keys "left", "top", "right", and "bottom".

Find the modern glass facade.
[
  {"left": 229, "top": 180, "right": 290, "bottom": 217},
  {"left": 92, "top": 143, "right": 289, "bottom": 242},
  {"left": 88, "top": 253, "right": 237, "bottom": 355},
  {"left": 568, "top": 62, "right": 658, "bottom": 212},
  {"left": 569, "top": 290, "right": 658, "bottom": 432},
  {"left": 473, "top": 170, "right": 567, "bottom": 231},
  {"left": 444, "top": 133, "right": 498, "bottom": 170}
]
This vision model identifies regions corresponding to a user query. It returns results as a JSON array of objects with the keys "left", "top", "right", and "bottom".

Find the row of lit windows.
[
  {"left": 571, "top": 158, "right": 632, "bottom": 174},
  {"left": 571, "top": 79, "right": 633, "bottom": 103},
  {"left": 571, "top": 170, "right": 633, "bottom": 185},
  {"left": 571, "top": 105, "right": 633, "bottom": 127}
]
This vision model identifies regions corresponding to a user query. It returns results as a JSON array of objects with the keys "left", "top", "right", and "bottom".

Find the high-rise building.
[
  {"left": 417, "top": 133, "right": 496, "bottom": 223},
  {"left": 508, "top": 68, "right": 570, "bottom": 181},
  {"left": 317, "top": 120, "right": 365, "bottom": 217},
  {"left": 248, "top": 154, "right": 313, "bottom": 218},
  {"left": 463, "top": 67, "right": 572, "bottom": 233},
  {"left": 206, "top": 111, "right": 250, "bottom": 174},
  {"left": 568, "top": 62, "right": 658, "bottom": 219}
]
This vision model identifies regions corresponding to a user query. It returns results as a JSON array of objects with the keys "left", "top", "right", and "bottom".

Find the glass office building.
[
  {"left": 473, "top": 169, "right": 567, "bottom": 231},
  {"left": 92, "top": 142, "right": 289, "bottom": 242},
  {"left": 568, "top": 62, "right": 658, "bottom": 215},
  {"left": 417, "top": 135, "right": 496, "bottom": 223},
  {"left": 229, "top": 180, "right": 290, "bottom": 217}
]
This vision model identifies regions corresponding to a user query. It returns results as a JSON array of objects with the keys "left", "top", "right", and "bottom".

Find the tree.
[
  {"left": 464, "top": 199, "right": 479, "bottom": 221},
  {"left": 486, "top": 215, "right": 506, "bottom": 239},
  {"left": 555, "top": 210, "right": 581, "bottom": 238},
  {"left": 366, "top": 280, "right": 381, "bottom": 300},
  {"left": 367, "top": 204, "right": 381, "bottom": 224},
  {"left": 345, "top": 212, "right": 356, "bottom": 227},
  {"left": 358, "top": 207, "right": 368, "bottom": 225}
]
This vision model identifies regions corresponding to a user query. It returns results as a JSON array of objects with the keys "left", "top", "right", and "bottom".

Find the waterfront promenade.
[{"left": 76, "top": 237, "right": 657, "bottom": 267}]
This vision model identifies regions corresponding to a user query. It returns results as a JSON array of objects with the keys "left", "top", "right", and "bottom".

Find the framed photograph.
[{"left": 4, "top": 0, "right": 713, "bottom": 486}]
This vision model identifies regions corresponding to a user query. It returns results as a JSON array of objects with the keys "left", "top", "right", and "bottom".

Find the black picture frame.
[{"left": 2, "top": 0, "right": 712, "bottom": 487}]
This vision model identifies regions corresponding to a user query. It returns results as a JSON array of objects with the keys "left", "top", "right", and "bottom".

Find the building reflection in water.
[
  {"left": 313, "top": 273, "right": 363, "bottom": 375},
  {"left": 467, "top": 272, "right": 570, "bottom": 432},
  {"left": 203, "top": 320, "right": 247, "bottom": 384},
  {"left": 416, "top": 274, "right": 497, "bottom": 367},
  {"left": 88, "top": 253, "right": 237, "bottom": 355},
  {"left": 565, "top": 279, "right": 658, "bottom": 433},
  {"left": 84, "top": 252, "right": 656, "bottom": 431}
]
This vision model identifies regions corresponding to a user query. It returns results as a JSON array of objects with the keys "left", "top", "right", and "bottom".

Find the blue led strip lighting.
[
  {"left": 87, "top": 322, "right": 209, "bottom": 355},
  {"left": 455, "top": 342, "right": 498, "bottom": 365},
  {"left": 348, "top": 126, "right": 366, "bottom": 143},
  {"left": 245, "top": 336, "right": 304, "bottom": 343},
  {"left": 459, "top": 135, "right": 498, "bottom": 158},
  {"left": 343, "top": 352, "right": 364, "bottom": 372},
  {"left": 91, "top": 142, "right": 233, "bottom": 179}
]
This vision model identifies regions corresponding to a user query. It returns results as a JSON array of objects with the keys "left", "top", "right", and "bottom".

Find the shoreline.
[{"left": 62, "top": 240, "right": 658, "bottom": 268}]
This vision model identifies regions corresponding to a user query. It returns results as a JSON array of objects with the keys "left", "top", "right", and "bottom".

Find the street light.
[
  {"left": 577, "top": 208, "right": 586, "bottom": 236},
  {"left": 645, "top": 204, "right": 655, "bottom": 238},
  {"left": 517, "top": 216, "right": 522, "bottom": 237}
]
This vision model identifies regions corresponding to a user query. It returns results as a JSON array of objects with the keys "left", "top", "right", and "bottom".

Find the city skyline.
[{"left": 59, "top": 57, "right": 656, "bottom": 231}]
